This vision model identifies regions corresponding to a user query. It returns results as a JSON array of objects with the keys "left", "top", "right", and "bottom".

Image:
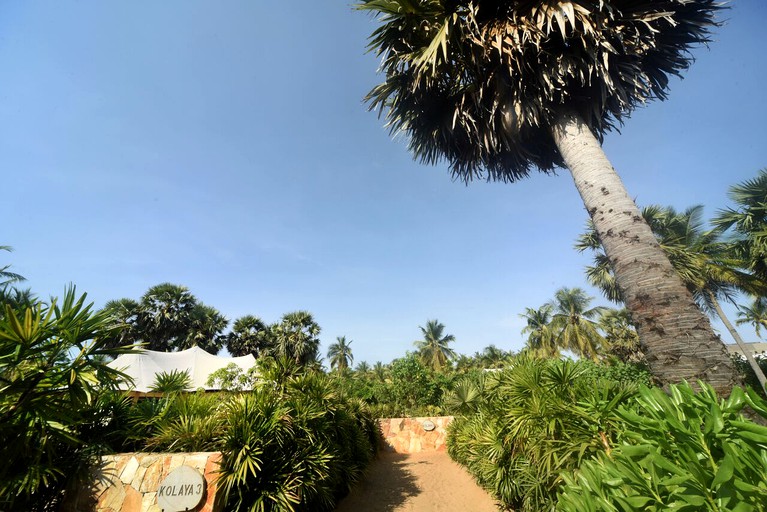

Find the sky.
[{"left": 1, "top": 1, "right": 766, "bottom": 366}]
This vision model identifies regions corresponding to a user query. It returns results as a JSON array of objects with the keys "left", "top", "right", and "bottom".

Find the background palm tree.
[
  {"left": 737, "top": 297, "right": 767, "bottom": 340},
  {"left": 598, "top": 308, "right": 643, "bottom": 364},
  {"left": 359, "top": 0, "right": 737, "bottom": 393},
  {"left": 225, "top": 315, "right": 273, "bottom": 357},
  {"left": 0, "top": 246, "right": 25, "bottom": 288},
  {"left": 272, "top": 310, "right": 321, "bottom": 366},
  {"left": 578, "top": 205, "right": 767, "bottom": 388},
  {"left": 520, "top": 304, "right": 558, "bottom": 359},
  {"left": 549, "top": 287, "right": 606, "bottom": 361},
  {"left": 327, "top": 336, "right": 354, "bottom": 372},
  {"left": 414, "top": 319, "right": 456, "bottom": 371},
  {"left": 714, "top": 169, "right": 767, "bottom": 280},
  {"left": 102, "top": 283, "right": 227, "bottom": 353}
]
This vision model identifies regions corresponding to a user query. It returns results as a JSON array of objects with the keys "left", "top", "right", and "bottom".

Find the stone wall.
[
  {"left": 378, "top": 416, "right": 454, "bottom": 453},
  {"left": 84, "top": 452, "right": 221, "bottom": 512}
]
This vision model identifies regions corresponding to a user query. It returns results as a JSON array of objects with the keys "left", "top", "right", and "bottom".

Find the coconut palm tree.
[
  {"left": 272, "top": 311, "right": 321, "bottom": 366},
  {"left": 0, "top": 246, "right": 24, "bottom": 289},
  {"left": 578, "top": 205, "right": 767, "bottom": 388},
  {"left": 549, "top": 288, "right": 606, "bottom": 361},
  {"left": 737, "top": 297, "right": 767, "bottom": 340},
  {"left": 598, "top": 308, "right": 642, "bottom": 364},
  {"left": 714, "top": 169, "right": 767, "bottom": 280},
  {"left": 414, "top": 319, "right": 456, "bottom": 371},
  {"left": 327, "top": 336, "right": 354, "bottom": 372},
  {"left": 359, "top": 0, "right": 737, "bottom": 392},
  {"left": 520, "top": 304, "right": 558, "bottom": 359}
]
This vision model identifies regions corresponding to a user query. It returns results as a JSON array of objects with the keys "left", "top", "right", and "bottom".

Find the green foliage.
[
  {"left": 448, "top": 357, "right": 643, "bottom": 511},
  {"left": 101, "top": 360, "right": 376, "bottom": 512},
  {"left": 0, "top": 288, "right": 133, "bottom": 510},
  {"left": 101, "top": 283, "right": 227, "bottom": 353},
  {"left": 557, "top": 383, "right": 767, "bottom": 511},
  {"left": 206, "top": 362, "right": 260, "bottom": 391},
  {"left": 359, "top": 0, "right": 724, "bottom": 180},
  {"left": 414, "top": 319, "right": 456, "bottom": 371},
  {"left": 150, "top": 369, "right": 193, "bottom": 393},
  {"left": 216, "top": 372, "right": 376, "bottom": 512}
]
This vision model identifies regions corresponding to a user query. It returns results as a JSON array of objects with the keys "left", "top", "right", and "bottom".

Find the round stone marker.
[
  {"left": 422, "top": 420, "right": 436, "bottom": 431},
  {"left": 157, "top": 465, "right": 206, "bottom": 512}
]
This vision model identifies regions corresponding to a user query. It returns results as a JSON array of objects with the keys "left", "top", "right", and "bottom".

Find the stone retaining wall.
[
  {"left": 378, "top": 416, "right": 453, "bottom": 453},
  {"left": 84, "top": 452, "right": 221, "bottom": 512}
]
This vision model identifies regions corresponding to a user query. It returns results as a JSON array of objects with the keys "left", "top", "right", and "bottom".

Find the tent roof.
[{"left": 108, "top": 346, "right": 257, "bottom": 392}]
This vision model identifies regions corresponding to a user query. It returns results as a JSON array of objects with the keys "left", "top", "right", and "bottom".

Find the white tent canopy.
[{"left": 108, "top": 346, "right": 257, "bottom": 392}]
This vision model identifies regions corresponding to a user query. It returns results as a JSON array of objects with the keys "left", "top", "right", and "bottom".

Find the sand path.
[{"left": 334, "top": 451, "right": 499, "bottom": 512}]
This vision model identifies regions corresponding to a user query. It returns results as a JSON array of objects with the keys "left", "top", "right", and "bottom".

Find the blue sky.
[{"left": 1, "top": 1, "right": 766, "bottom": 366}]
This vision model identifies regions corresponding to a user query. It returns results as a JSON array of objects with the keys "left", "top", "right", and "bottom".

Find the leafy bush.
[
  {"left": 216, "top": 370, "right": 376, "bottom": 511},
  {"left": 0, "top": 288, "right": 133, "bottom": 510},
  {"left": 101, "top": 360, "right": 377, "bottom": 512},
  {"left": 447, "top": 357, "right": 643, "bottom": 511},
  {"left": 557, "top": 383, "right": 767, "bottom": 511}
]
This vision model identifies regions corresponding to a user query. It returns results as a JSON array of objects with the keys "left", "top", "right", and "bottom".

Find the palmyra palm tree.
[
  {"left": 359, "top": 0, "right": 738, "bottom": 393},
  {"left": 225, "top": 315, "right": 272, "bottom": 357},
  {"left": 273, "top": 311, "right": 321, "bottom": 366},
  {"left": 327, "top": 336, "right": 354, "bottom": 372},
  {"left": 578, "top": 205, "right": 767, "bottom": 388},
  {"left": 414, "top": 319, "right": 456, "bottom": 371}
]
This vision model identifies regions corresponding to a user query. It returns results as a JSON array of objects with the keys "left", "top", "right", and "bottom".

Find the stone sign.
[{"left": 157, "top": 465, "right": 206, "bottom": 512}]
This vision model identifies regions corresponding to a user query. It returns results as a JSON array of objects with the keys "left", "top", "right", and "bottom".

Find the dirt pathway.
[{"left": 334, "top": 451, "right": 499, "bottom": 512}]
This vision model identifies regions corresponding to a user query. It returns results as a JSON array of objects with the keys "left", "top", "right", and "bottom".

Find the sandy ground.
[{"left": 334, "top": 451, "right": 500, "bottom": 512}]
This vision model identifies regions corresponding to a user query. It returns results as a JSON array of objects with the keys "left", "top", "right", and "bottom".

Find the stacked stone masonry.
[
  {"left": 378, "top": 416, "right": 454, "bottom": 453},
  {"left": 86, "top": 452, "right": 221, "bottom": 512}
]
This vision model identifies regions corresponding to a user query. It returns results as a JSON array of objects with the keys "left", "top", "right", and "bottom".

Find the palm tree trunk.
[
  {"left": 709, "top": 293, "right": 767, "bottom": 390},
  {"left": 550, "top": 112, "right": 741, "bottom": 395}
]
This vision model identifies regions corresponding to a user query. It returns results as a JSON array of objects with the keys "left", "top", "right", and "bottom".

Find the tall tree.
[
  {"left": 414, "top": 319, "right": 456, "bottom": 371},
  {"left": 327, "top": 336, "right": 354, "bottom": 372},
  {"left": 549, "top": 287, "right": 606, "bottom": 361},
  {"left": 224, "top": 315, "right": 273, "bottom": 357},
  {"left": 359, "top": 0, "right": 738, "bottom": 392},
  {"left": 272, "top": 311, "right": 321, "bottom": 366},
  {"left": 737, "top": 297, "right": 767, "bottom": 340},
  {"left": 598, "top": 308, "right": 643, "bottom": 364},
  {"left": 578, "top": 205, "right": 767, "bottom": 388},
  {"left": 0, "top": 246, "right": 25, "bottom": 289},
  {"left": 102, "top": 283, "right": 227, "bottom": 353},
  {"left": 520, "top": 304, "right": 558, "bottom": 358},
  {"left": 714, "top": 169, "right": 767, "bottom": 280}
]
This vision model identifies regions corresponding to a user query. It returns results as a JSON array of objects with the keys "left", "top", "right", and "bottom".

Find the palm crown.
[{"left": 360, "top": 0, "right": 722, "bottom": 181}]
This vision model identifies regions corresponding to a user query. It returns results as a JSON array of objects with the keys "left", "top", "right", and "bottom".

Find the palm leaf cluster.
[
  {"left": 101, "top": 363, "right": 378, "bottom": 512},
  {"left": 360, "top": 0, "right": 723, "bottom": 181},
  {"left": 0, "top": 288, "right": 134, "bottom": 510},
  {"left": 102, "top": 283, "right": 227, "bottom": 353},
  {"left": 447, "top": 358, "right": 642, "bottom": 511},
  {"left": 414, "top": 319, "right": 457, "bottom": 371},
  {"left": 521, "top": 287, "right": 610, "bottom": 361},
  {"left": 714, "top": 169, "right": 767, "bottom": 280},
  {"left": 577, "top": 205, "right": 764, "bottom": 314}
]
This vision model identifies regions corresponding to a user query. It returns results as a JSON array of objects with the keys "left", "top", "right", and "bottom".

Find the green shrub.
[
  {"left": 448, "top": 357, "right": 642, "bottom": 511},
  {"left": 557, "top": 383, "right": 767, "bottom": 511},
  {"left": 0, "top": 288, "right": 133, "bottom": 510},
  {"left": 104, "top": 361, "right": 377, "bottom": 512}
]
